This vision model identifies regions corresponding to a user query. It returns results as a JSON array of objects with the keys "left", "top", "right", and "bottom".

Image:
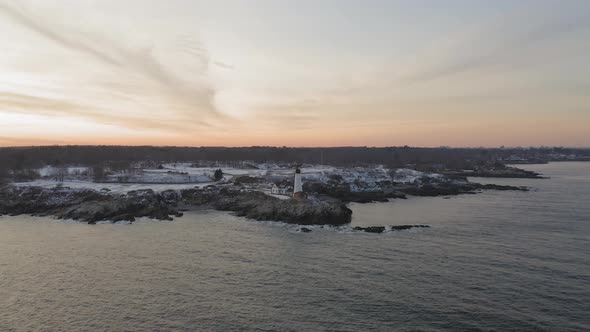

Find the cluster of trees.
[
  {"left": 0, "top": 150, "right": 37, "bottom": 183},
  {"left": 214, "top": 169, "right": 223, "bottom": 181},
  {"left": 0, "top": 164, "right": 8, "bottom": 184},
  {"left": 0, "top": 146, "right": 588, "bottom": 176}
]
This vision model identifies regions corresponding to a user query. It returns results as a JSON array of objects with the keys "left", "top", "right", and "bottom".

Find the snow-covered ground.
[
  {"left": 38, "top": 166, "right": 90, "bottom": 177},
  {"left": 299, "top": 166, "right": 443, "bottom": 192},
  {"left": 13, "top": 180, "right": 215, "bottom": 193},
  {"left": 21, "top": 163, "right": 444, "bottom": 194},
  {"left": 152, "top": 164, "right": 273, "bottom": 180},
  {"left": 107, "top": 170, "right": 211, "bottom": 184},
  {"left": 264, "top": 191, "right": 292, "bottom": 200},
  {"left": 35, "top": 164, "right": 336, "bottom": 183},
  {"left": 391, "top": 168, "right": 444, "bottom": 184}
]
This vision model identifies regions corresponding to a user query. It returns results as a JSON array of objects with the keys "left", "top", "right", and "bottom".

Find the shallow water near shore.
[{"left": 1, "top": 162, "right": 589, "bottom": 331}]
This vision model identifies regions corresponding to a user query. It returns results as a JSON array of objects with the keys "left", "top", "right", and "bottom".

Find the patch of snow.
[
  {"left": 105, "top": 170, "right": 211, "bottom": 184},
  {"left": 38, "top": 166, "right": 90, "bottom": 177},
  {"left": 392, "top": 168, "right": 443, "bottom": 184},
  {"left": 13, "top": 179, "right": 215, "bottom": 193},
  {"left": 160, "top": 164, "right": 269, "bottom": 178},
  {"left": 265, "top": 191, "right": 292, "bottom": 200},
  {"left": 296, "top": 166, "right": 444, "bottom": 192},
  {"left": 38, "top": 165, "right": 55, "bottom": 177}
]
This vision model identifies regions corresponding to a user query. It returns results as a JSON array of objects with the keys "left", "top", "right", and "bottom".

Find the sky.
[{"left": 0, "top": 0, "right": 589, "bottom": 147}]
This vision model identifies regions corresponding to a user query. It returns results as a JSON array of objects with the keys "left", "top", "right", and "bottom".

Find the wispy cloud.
[
  {"left": 0, "top": 1, "right": 220, "bottom": 130},
  {"left": 400, "top": 8, "right": 590, "bottom": 84},
  {"left": 0, "top": 92, "right": 196, "bottom": 131},
  {"left": 213, "top": 61, "right": 235, "bottom": 70}
]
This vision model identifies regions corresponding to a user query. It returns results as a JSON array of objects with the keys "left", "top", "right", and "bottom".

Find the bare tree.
[
  {"left": 55, "top": 165, "right": 67, "bottom": 182},
  {"left": 92, "top": 164, "right": 105, "bottom": 182}
]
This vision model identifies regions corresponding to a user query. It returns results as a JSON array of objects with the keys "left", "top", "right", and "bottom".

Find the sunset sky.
[{"left": 0, "top": 0, "right": 589, "bottom": 147}]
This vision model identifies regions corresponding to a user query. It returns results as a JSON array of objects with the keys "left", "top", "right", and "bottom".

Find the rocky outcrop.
[
  {"left": 210, "top": 190, "right": 352, "bottom": 225},
  {"left": 353, "top": 225, "right": 430, "bottom": 233},
  {"left": 331, "top": 191, "right": 407, "bottom": 203},
  {"left": 354, "top": 226, "right": 386, "bottom": 233},
  {"left": 399, "top": 183, "right": 527, "bottom": 197},
  {"left": 303, "top": 180, "right": 527, "bottom": 201},
  {"left": 0, "top": 186, "right": 180, "bottom": 224},
  {"left": 443, "top": 166, "right": 545, "bottom": 179},
  {"left": 0, "top": 185, "right": 353, "bottom": 225}
]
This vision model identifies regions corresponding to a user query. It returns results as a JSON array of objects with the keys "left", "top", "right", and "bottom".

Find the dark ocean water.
[{"left": 1, "top": 162, "right": 589, "bottom": 331}]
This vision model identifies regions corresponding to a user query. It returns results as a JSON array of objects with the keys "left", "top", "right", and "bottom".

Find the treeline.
[{"left": 1, "top": 145, "right": 588, "bottom": 174}]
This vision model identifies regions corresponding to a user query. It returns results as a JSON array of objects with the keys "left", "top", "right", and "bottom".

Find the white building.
[{"left": 271, "top": 184, "right": 291, "bottom": 196}]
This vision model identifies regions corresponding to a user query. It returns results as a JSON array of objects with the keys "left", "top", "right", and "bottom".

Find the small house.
[{"left": 271, "top": 184, "right": 292, "bottom": 196}]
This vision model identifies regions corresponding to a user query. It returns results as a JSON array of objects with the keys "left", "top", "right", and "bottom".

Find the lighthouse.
[{"left": 293, "top": 168, "right": 305, "bottom": 200}]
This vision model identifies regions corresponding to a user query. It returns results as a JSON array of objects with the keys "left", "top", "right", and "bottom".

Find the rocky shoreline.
[
  {"left": 303, "top": 181, "right": 528, "bottom": 203},
  {"left": 443, "top": 166, "right": 545, "bottom": 179},
  {"left": 0, "top": 185, "right": 353, "bottom": 225},
  {"left": 0, "top": 179, "right": 528, "bottom": 227}
]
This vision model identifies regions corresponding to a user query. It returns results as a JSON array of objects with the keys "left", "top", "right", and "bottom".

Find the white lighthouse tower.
[{"left": 293, "top": 167, "right": 304, "bottom": 200}]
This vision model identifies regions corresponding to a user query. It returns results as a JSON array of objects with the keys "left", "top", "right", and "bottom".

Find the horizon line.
[{"left": 1, "top": 144, "right": 589, "bottom": 150}]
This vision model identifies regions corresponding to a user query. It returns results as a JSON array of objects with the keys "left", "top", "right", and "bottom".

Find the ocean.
[{"left": 1, "top": 162, "right": 589, "bottom": 331}]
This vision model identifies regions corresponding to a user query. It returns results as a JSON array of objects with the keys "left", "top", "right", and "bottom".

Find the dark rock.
[
  {"left": 390, "top": 224, "right": 430, "bottom": 231},
  {"left": 353, "top": 224, "right": 430, "bottom": 233},
  {"left": 161, "top": 190, "right": 180, "bottom": 204},
  {"left": 299, "top": 227, "right": 312, "bottom": 233},
  {"left": 111, "top": 214, "right": 136, "bottom": 223},
  {"left": 477, "top": 184, "right": 529, "bottom": 191},
  {"left": 180, "top": 188, "right": 218, "bottom": 205},
  {"left": 354, "top": 226, "right": 386, "bottom": 233},
  {"left": 397, "top": 182, "right": 527, "bottom": 197},
  {"left": 0, "top": 185, "right": 180, "bottom": 223},
  {"left": 338, "top": 192, "right": 389, "bottom": 203},
  {"left": 443, "top": 166, "right": 545, "bottom": 179},
  {"left": 211, "top": 191, "right": 352, "bottom": 225}
]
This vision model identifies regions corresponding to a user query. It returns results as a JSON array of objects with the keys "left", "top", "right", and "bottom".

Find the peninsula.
[{"left": 0, "top": 146, "right": 538, "bottom": 229}]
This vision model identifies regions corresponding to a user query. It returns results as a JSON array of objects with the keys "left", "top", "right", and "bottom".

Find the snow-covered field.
[
  {"left": 38, "top": 165, "right": 90, "bottom": 177},
  {"left": 14, "top": 180, "right": 215, "bottom": 193},
  {"left": 108, "top": 170, "right": 211, "bottom": 184},
  {"left": 162, "top": 163, "right": 268, "bottom": 177},
  {"left": 19, "top": 163, "right": 443, "bottom": 194},
  {"left": 162, "top": 163, "right": 335, "bottom": 177}
]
